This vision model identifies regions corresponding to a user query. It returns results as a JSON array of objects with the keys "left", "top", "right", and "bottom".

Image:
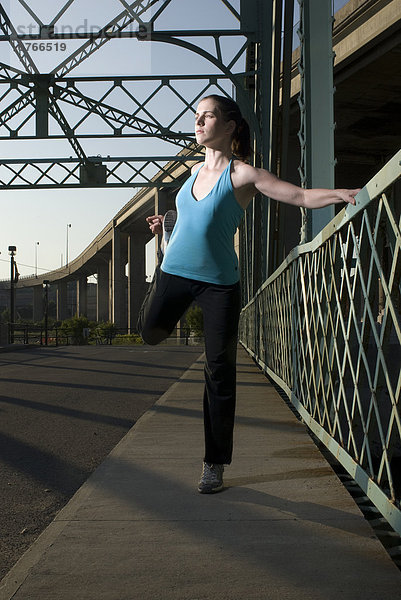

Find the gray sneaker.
[
  {"left": 198, "top": 462, "right": 224, "bottom": 494},
  {"left": 161, "top": 210, "right": 177, "bottom": 254}
]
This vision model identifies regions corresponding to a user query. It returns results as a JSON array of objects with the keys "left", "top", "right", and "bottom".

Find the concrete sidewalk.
[{"left": 1, "top": 347, "right": 400, "bottom": 600}]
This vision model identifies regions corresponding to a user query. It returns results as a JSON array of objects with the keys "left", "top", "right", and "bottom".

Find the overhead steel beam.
[
  {"left": 0, "top": 0, "right": 259, "bottom": 191},
  {"left": 0, "top": 73, "right": 241, "bottom": 142},
  {"left": 0, "top": 154, "right": 205, "bottom": 189},
  {"left": 50, "top": 0, "right": 162, "bottom": 77},
  {"left": 0, "top": 4, "right": 39, "bottom": 74}
]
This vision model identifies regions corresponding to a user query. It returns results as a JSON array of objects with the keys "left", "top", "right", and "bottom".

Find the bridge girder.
[{"left": 0, "top": 0, "right": 261, "bottom": 189}]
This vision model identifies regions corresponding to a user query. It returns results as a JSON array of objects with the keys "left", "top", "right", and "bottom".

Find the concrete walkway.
[{"left": 1, "top": 347, "right": 400, "bottom": 600}]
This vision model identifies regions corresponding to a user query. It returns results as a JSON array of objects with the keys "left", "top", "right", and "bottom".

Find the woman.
[{"left": 138, "top": 94, "right": 359, "bottom": 494}]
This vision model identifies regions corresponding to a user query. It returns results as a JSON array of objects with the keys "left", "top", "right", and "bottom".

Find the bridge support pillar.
[
  {"left": 111, "top": 228, "right": 127, "bottom": 329},
  {"left": 57, "top": 281, "right": 68, "bottom": 322},
  {"left": 97, "top": 261, "right": 109, "bottom": 322},
  {"left": 108, "top": 258, "right": 113, "bottom": 322},
  {"left": 76, "top": 276, "right": 88, "bottom": 317},
  {"left": 33, "top": 286, "right": 42, "bottom": 321},
  {"left": 127, "top": 232, "right": 147, "bottom": 334}
]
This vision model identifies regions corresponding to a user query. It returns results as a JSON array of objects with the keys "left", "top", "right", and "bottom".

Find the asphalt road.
[{"left": 0, "top": 344, "right": 203, "bottom": 581}]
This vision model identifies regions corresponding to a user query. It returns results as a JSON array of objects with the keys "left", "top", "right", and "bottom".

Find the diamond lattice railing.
[{"left": 239, "top": 150, "right": 401, "bottom": 534}]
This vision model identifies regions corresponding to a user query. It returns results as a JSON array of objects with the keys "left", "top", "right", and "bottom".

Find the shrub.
[
  {"left": 59, "top": 315, "right": 94, "bottom": 345},
  {"left": 1, "top": 308, "right": 10, "bottom": 324},
  {"left": 112, "top": 333, "right": 143, "bottom": 345},
  {"left": 95, "top": 321, "right": 117, "bottom": 342},
  {"left": 185, "top": 304, "right": 204, "bottom": 336}
]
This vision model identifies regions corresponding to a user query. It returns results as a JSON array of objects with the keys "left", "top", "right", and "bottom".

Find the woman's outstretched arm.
[{"left": 233, "top": 163, "right": 360, "bottom": 209}]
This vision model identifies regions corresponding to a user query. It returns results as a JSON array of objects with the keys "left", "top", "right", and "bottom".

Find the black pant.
[{"left": 137, "top": 267, "right": 241, "bottom": 464}]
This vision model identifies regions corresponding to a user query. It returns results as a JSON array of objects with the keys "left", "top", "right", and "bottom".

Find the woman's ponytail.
[{"left": 231, "top": 116, "right": 251, "bottom": 162}]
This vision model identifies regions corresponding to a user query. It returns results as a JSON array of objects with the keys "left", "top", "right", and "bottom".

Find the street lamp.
[
  {"left": 35, "top": 241, "right": 39, "bottom": 277},
  {"left": 8, "top": 245, "right": 16, "bottom": 343},
  {"left": 66, "top": 223, "right": 71, "bottom": 267},
  {"left": 43, "top": 280, "right": 50, "bottom": 346}
]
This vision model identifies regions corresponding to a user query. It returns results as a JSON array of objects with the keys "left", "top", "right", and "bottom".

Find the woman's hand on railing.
[
  {"left": 331, "top": 188, "right": 361, "bottom": 206},
  {"left": 302, "top": 187, "right": 361, "bottom": 209}
]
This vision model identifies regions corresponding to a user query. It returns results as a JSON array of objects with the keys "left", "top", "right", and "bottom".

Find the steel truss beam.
[
  {"left": 0, "top": 0, "right": 258, "bottom": 189},
  {"left": 0, "top": 154, "right": 205, "bottom": 189},
  {"left": 0, "top": 4, "right": 38, "bottom": 74},
  {"left": 0, "top": 73, "right": 246, "bottom": 142}
]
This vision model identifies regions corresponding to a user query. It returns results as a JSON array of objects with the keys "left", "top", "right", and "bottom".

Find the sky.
[{"left": 0, "top": 0, "right": 350, "bottom": 281}]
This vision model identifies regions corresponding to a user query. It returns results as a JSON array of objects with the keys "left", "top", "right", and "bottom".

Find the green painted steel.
[
  {"left": 0, "top": 1, "right": 261, "bottom": 189},
  {"left": 298, "top": 0, "right": 335, "bottom": 242},
  {"left": 239, "top": 149, "right": 401, "bottom": 535}
]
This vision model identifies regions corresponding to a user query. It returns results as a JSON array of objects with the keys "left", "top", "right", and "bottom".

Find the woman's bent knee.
[{"left": 139, "top": 326, "right": 169, "bottom": 346}]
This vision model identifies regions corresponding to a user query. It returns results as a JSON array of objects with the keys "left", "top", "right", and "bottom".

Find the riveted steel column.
[
  {"left": 275, "top": 0, "right": 296, "bottom": 264},
  {"left": 251, "top": 0, "right": 284, "bottom": 278},
  {"left": 280, "top": 0, "right": 295, "bottom": 183},
  {"left": 258, "top": 0, "right": 274, "bottom": 280},
  {"left": 303, "top": 0, "right": 335, "bottom": 240},
  {"left": 34, "top": 75, "right": 50, "bottom": 137}
]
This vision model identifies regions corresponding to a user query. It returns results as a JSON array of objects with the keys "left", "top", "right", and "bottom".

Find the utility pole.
[
  {"left": 35, "top": 241, "right": 40, "bottom": 277},
  {"left": 8, "top": 245, "right": 16, "bottom": 344},
  {"left": 43, "top": 280, "right": 50, "bottom": 346},
  {"left": 66, "top": 223, "right": 71, "bottom": 267}
]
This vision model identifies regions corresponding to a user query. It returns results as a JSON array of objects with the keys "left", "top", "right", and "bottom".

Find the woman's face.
[{"left": 194, "top": 99, "right": 233, "bottom": 147}]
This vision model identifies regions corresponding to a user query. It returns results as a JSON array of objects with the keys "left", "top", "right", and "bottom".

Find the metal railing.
[
  {"left": 239, "top": 150, "right": 401, "bottom": 535},
  {"left": 3, "top": 323, "right": 203, "bottom": 347},
  {"left": 6, "top": 324, "right": 68, "bottom": 346}
]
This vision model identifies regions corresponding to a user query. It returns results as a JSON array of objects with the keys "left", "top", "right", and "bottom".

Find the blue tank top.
[{"left": 161, "top": 160, "right": 244, "bottom": 285}]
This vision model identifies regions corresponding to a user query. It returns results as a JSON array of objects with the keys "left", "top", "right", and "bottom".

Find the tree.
[{"left": 95, "top": 321, "right": 117, "bottom": 343}]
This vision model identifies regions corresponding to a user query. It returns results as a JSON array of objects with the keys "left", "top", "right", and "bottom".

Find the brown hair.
[{"left": 201, "top": 94, "right": 251, "bottom": 161}]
